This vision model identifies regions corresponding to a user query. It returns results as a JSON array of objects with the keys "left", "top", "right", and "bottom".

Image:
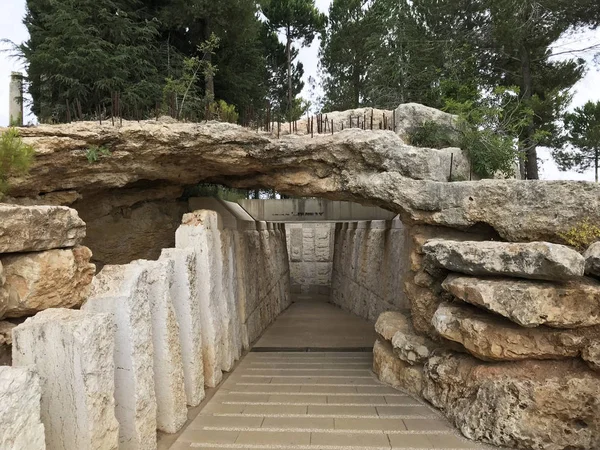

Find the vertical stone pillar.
[
  {"left": 9, "top": 72, "right": 23, "bottom": 126},
  {"left": 12, "top": 308, "right": 118, "bottom": 450},
  {"left": 0, "top": 366, "right": 45, "bottom": 450},
  {"left": 83, "top": 264, "right": 157, "bottom": 450},
  {"left": 131, "top": 259, "right": 187, "bottom": 434},
  {"left": 160, "top": 248, "right": 205, "bottom": 407},
  {"left": 175, "top": 211, "right": 226, "bottom": 388}
]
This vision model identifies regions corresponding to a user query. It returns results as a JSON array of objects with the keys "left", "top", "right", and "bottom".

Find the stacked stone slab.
[
  {"left": 12, "top": 309, "right": 119, "bottom": 450},
  {"left": 0, "top": 205, "right": 94, "bottom": 365},
  {"left": 374, "top": 237, "right": 600, "bottom": 450}
]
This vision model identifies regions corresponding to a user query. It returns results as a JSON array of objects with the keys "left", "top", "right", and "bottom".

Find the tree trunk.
[
  {"left": 204, "top": 22, "right": 215, "bottom": 103},
  {"left": 352, "top": 66, "right": 360, "bottom": 108},
  {"left": 520, "top": 43, "right": 539, "bottom": 179},
  {"left": 286, "top": 26, "right": 292, "bottom": 121},
  {"left": 594, "top": 149, "right": 600, "bottom": 183}
]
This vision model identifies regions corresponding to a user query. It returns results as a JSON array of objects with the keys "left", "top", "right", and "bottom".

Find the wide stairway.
[{"left": 167, "top": 300, "right": 489, "bottom": 450}]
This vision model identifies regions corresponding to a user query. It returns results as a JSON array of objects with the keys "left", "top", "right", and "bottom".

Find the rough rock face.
[
  {"left": 12, "top": 308, "right": 119, "bottom": 450},
  {"left": 373, "top": 338, "right": 424, "bottom": 397},
  {"left": 394, "top": 103, "right": 457, "bottom": 137},
  {"left": 374, "top": 311, "right": 438, "bottom": 365},
  {"left": 423, "top": 352, "right": 600, "bottom": 450},
  {"left": 583, "top": 342, "right": 600, "bottom": 371},
  {"left": 0, "top": 262, "right": 7, "bottom": 319},
  {"left": 7, "top": 121, "right": 600, "bottom": 243},
  {"left": 0, "top": 321, "right": 16, "bottom": 366},
  {"left": 443, "top": 274, "right": 600, "bottom": 328},
  {"left": 0, "top": 204, "right": 86, "bottom": 253},
  {"left": 432, "top": 302, "right": 599, "bottom": 363},
  {"left": 0, "top": 246, "right": 95, "bottom": 319},
  {"left": 0, "top": 366, "right": 45, "bottom": 450},
  {"left": 584, "top": 242, "right": 600, "bottom": 277},
  {"left": 423, "top": 240, "right": 584, "bottom": 281}
]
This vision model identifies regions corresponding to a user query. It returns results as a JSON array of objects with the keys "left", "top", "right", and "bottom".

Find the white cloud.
[{"left": 1, "top": 0, "right": 598, "bottom": 182}]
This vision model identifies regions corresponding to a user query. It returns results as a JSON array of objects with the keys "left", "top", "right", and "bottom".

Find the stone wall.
[
  {"left": 373, "top": 232, "right": 600, "bottom": 450},
  {"left": 2, "top": 202, "right": 290, "bottom": 449},
  {"left": 331, "top": 219, "right": 410, "bottom": 322},
  {"left": 285, "top": 223, "right": 335, "bottom": 295}
]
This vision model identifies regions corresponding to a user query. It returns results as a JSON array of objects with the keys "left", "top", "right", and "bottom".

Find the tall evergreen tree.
[
  {"left": 21, "top": 0, "right": 162, "bottom": 122},
  {"left": 261, "top": 0, "right": 326, "bottom": 119},
  {"left": 554, "top": 101, "right": 600, "bottom": 182}
]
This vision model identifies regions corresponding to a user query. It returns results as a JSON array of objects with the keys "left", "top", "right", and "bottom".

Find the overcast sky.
[{"left": 1, "top": 0, "right": 599, "bottom": 180}]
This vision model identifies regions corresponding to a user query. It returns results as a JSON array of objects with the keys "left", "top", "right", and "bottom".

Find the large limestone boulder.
[
  {"left": 584, "top": 242, "right": 600, "bottom": 277},
  {"left": 432, "top": 302, "right": 598, "bottom": 363},
  {"left": 423, "top": 240, "right": 584, "bottom": 281},
  {"left": 394, "top": 103, "right": 457, "bottom": 137},
  {"left": 0, "top": 204, "right": 86, "bottom": 252},
  {"left": 373, "top": 338, "right": 423, "bottom": 397},
  {"left": 0, "top": 366, "right": 45, "bottom": 450},
  {"left": 12, "top": 308, "right": 119, "bottom": 450},
  {"left": 423, "top": 352, "right": 600, "bottom": 450},
  {"left": 0, "top": 246, "right": 95, "bottom": 319},
  {"left": 443, "top": 274, "right": 600, "bottom": 328}
]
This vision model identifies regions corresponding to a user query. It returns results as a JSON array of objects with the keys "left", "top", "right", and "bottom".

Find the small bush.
[
  {"left": 406, "top": 121, "right": 459, "bottom": 149},
  {"left": 0, "top": 128, "right": 34, "bottom": 196},
  {"left": 208, "top": 100, "right": 239, "bottom": 124},
  {"left": 559, "top": 219, "right": 600, "bottom": 251},
  {"left": 85, "top": 145, "right": 111, "bottom": 163}
]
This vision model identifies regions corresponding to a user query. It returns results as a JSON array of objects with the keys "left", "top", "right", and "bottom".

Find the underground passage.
[{"left": 1, "top": 107, "right": 600, "bottom": 450}]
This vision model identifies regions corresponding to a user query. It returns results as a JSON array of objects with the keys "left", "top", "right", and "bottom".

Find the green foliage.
[
  {"left": 208, "top": 100, "right": 239, "bottom": 124},
  {"left": 553, "top": 101, "right": 600, "bottom": 182},
  {"left": 0, "top": 128, "right": 34, "bottom": 196},
  {"left": 559, "top": 219, "right": 600, "bottom": 251},
  {"left": 85, "top": 145, "right": 111, "bottom": 163},
  {"left": 406, "top": 122, "right": 458, "bottom": 149},
  {"left": 183, "top": 184, "right": 250, "bottom": 202}
]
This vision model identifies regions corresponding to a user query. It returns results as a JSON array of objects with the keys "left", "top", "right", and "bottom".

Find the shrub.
[
  {"left": 85, "top": 145, "right": 111, "bottom": 163},
  {"left": 208, "top": 100, "right": 239, "bottom": 124},
  {"left": 0, "top": 128, "right": 34, "bottom": 196},
  {"left": 406, "top": 121, "right": 459, "bottom": 149},
  {"left": 559, "top": 219, "right": 600, "bottom": 251}
]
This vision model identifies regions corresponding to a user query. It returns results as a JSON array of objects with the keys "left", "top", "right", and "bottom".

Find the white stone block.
[
  {"left": 83, "top": 264, "right": 157, "bottom": 450},
  {"left": 160, "top": 248, "right": 205, "bottom": 407},
  {"left": 0, "top": 366, "right": 45, "bottom": 450},
  {"left": 12, "top": 309, "right": 118, "bottom": 450},
  {"left": 131, "top": 259, "right": 187, "bottom": 434},
  {"left": 176, "top": 211, "right": 225, "bottom": 387}
]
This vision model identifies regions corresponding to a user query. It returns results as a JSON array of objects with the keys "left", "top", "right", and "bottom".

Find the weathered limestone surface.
[
  {"left": 0, "top": 261, "right": 7, "bottom": 319},
  {"left": 131, "top": 259, "right": 187, "bottom": 434},
  {"left": 423, "top": 240, "right": 584, "bottom": 281},
  {"left": 331, "top": 219, "right": 409, "bottom": 321},
  {"left": 0, "top": 246, "right": 95, "bottom": 319},
  {"left": 0, "top": 366, "right": 45, "bottom": 450},
  {"left": 83, "top": 264, "right": 157, "bottom": 450},
  {"left": 9, "top": 121, "right": 600, "bottom": 243},
  {"left": 12, "top": 308, "right": 118, "bottom": 450},
  {"left": 160, "top": 248, "right": 205, "bottom": 406},
  {"left": 584, "top": 242, "right": 600, "bottom": 277},
  {"left": 0, "top": 204, "right": 86, "bottom": 253},
  {"left": 375, "top": 311, "right": 438, "bottom": 365},
  {"left": 423, "top": 352, "right": 600, "bottom": 450},
  {"left": 583, "top": 341, "right": 600, "bottom": 371},
  {"left": 433, "top": 302, "right": 599, "bottom": 363},
  {"left": 176, "top": 211, "right": 225, "bottom": 388},
  {"left": 0, "top": 321, "right": 16, "bottom": 366},
  {"left": 373, "top": 338, "right": 424, "bottom": 397},
  {"left": 443, "top": 274, "right": 600, "bottom": 328},
  {"left": 73, "top": 186, "right": 188, "bottom": 266}
]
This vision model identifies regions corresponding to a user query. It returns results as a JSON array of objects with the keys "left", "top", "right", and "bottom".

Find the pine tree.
[
  {"left": 261, "top": 0, "right": 326, "bottom": 120},
  {"left": 21, "top": 0, "right": 162, "bottom": 122},
  {"left": 554, "top": 101, "right": 600, "bottom": 182}
]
